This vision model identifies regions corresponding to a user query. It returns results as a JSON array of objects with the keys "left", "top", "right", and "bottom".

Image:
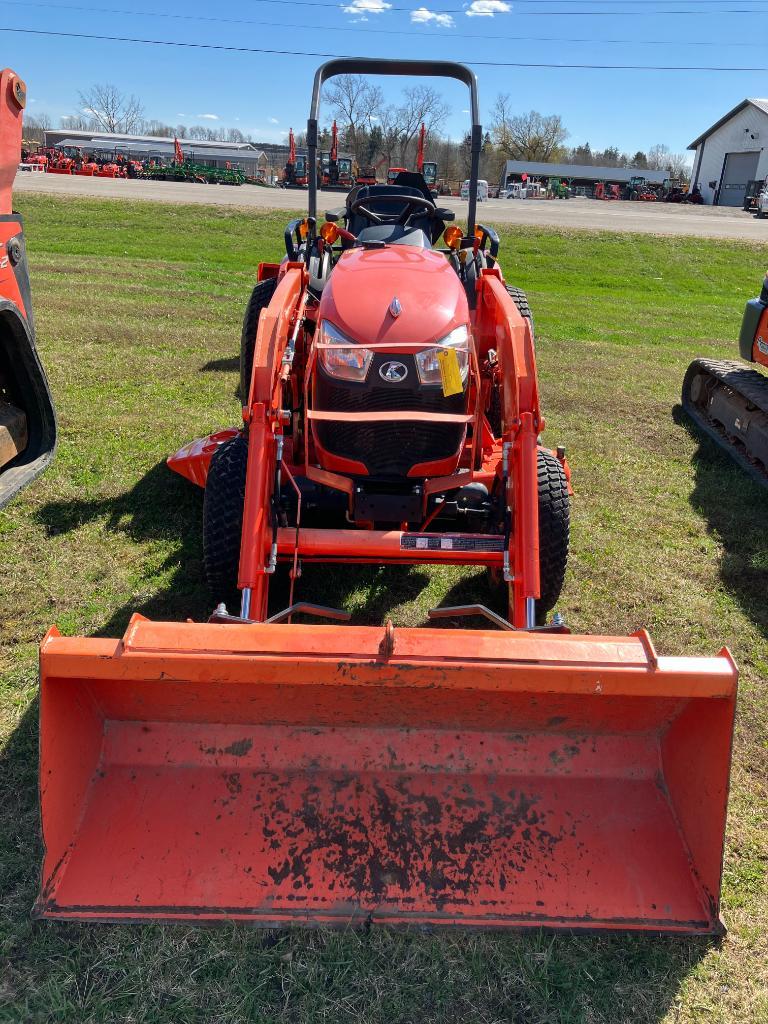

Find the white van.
[
  {"left": 500, "top": 183, "right": 526, "bottom": 200},
  {"left": 460, "top": 178, "right": 489, "bottom": 202}
]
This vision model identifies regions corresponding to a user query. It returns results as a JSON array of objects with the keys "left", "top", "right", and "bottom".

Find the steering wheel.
[{"left": 349, "top": 192, "right": 437, "bottom": 228}]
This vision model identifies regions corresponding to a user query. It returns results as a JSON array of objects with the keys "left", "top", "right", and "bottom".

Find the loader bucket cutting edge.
[{"left": 36, "top": 620, "right": 737, "bottom": 933}]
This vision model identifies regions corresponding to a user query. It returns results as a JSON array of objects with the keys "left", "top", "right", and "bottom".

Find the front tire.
[
  {"left": 239, "top": 277, "right": 277, "bottom": 402},
  {"left": 487, "top": 286, "right": 534, "bottom": 436},
  {"left": 203, "top": 433, "right": 248, "bottom": 608},
  {"left": 536, "top": 448, "right": 570, "bottom": 621}
]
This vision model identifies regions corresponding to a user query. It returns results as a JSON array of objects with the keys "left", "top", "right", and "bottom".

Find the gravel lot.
[{"left": 14, "top": 169, "right": 768, "bottom": 239}]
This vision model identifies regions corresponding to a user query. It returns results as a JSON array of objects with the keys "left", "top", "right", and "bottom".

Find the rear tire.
[
  {"left": 536, "top": 448, "right": 570, "bottom": 622},
  {"left": 239, "top": 278, "right": 277, "bottom": 402},
  {"left": 203, "top": 433, "right": 248, "bottom": 608}
]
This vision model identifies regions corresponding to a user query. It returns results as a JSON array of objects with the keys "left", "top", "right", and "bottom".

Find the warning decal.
[{"left": 400, "top": 534, "right": 505, "bottom": 552}]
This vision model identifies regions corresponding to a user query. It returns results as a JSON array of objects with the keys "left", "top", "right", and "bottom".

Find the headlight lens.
[
  {"left": 318, "top": 320, "right": 373, "bottom": 381},
  {"left": 415, "top": 325, "right": 470, "bottom": 386}
]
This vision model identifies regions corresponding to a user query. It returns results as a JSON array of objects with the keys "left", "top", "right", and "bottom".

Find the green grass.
[{"left": 1, "top": 194, "right": 767, "bottom": 1023}]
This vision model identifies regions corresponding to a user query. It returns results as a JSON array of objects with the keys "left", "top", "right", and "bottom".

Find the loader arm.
[
  {"left": 238, "top": 264, "right": 307, "bottom": 619},
  {"left": 476, "top": 270, "right": 542, "bottom": 625}
]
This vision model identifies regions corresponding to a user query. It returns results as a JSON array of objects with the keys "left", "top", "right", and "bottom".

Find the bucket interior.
[{"left": 38, "top": 633, "right": 734, "bottom": 932}]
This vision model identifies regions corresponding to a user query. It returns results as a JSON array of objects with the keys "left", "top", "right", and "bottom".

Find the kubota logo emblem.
[{"left": 379, "top": 360, "right": 408, "bottom": 383}]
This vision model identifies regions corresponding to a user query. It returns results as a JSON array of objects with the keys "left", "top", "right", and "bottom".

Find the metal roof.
[
  {"left": 688, "top": 98, "right": 768, "bottom": 150},
  {"left": 502, "top": 160, "right": 668, "bottom": 184},
  {"left": 44, "top": 128, "right": 259, "bottom": 151},
  {"left": 52, "top": 137, "right": 266, "bottom": 161}
]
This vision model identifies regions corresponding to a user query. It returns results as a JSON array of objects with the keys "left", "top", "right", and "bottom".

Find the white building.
[{"left": 688, "top": 99, "right": 768, "bottom": 206}]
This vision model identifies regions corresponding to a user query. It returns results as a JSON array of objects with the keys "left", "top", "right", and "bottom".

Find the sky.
[{"left": 5, "top": 0, "right": 768, "bottom": 157}]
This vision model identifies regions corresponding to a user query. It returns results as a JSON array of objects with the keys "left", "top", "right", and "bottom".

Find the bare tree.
[
  {"left": 323, "top": 74, "right": 382, "bottom": 159},
  {"left": 376, "top": 105, "right": 401, "bottom": 167},
  {"left": 25, "top": 111, "right": 52, "bottom": 130},
  {"left": 227, "top": 128, "right": 245, "bottom": 143},
  {"left": 395, "top": 85, "right": 449, "bottom": 165},
  {"left": 667, "top": 152, "right": 692, "bottom": 178},
  {"left": 78, "top": 83, "right": 144, "bottom": 134},
  {"left": 491, "top": 97, "right": 567, "bottom": 162},
  {"left": 60, "top": 113, "right": 94, "bottom": 131}
]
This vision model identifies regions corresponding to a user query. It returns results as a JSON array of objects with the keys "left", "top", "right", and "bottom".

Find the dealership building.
[
  {"left": 500, "top": 160, "right": 667, "bottom": 191},
  {"left": 42, "top": 129, "right": 268, "bottom": 175},
  {"left": 688, "top": 98, "right": 768, "bottom": 206}
]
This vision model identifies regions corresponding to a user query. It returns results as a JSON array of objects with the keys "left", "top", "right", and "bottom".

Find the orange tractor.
[
  {"left": 35, "top": 60, "right": 737, "bottom": 933},
  {"left": 0, "top": 69, "right": 56, "bottom": 508}
]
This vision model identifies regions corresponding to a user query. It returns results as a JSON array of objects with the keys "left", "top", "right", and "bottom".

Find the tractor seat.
[
  {"left": 355, "top": 224, "right": 431, "bottom": 248},
  {"left": 346, "top": 184, "right": 434, "bottom": 241}
]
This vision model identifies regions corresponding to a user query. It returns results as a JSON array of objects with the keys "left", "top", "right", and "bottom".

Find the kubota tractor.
[
  {"left": 682, "top": 271, "right": 768, "bottom": 486},
  {"left": 36, "top": 59, "right": 738, "bottom": 934},
  {"left": 0, "top": 68, "right": 56, "bottom": 509}
]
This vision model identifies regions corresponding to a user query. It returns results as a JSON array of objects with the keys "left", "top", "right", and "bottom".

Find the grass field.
[{"left": 0, "top": 194, "right": 766, "bottom": 1023}]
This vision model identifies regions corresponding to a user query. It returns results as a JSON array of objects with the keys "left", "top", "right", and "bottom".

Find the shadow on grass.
[
  {"left": 37, "top": 461, "right": 211, "bottom": 637},
  {"left": 200, "top": 355, "right": 239, "bottom": 373},
  {"left": 675, "top": 407, "right": 768, "bottom": 640}
]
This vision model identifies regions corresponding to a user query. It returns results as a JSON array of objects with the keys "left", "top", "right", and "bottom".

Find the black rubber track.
[
  {"left": 536, "top": 447, "right": 570, "bottom": 621},
  {"left": 681, "top": 357, "right": 768, "bottom": 489},
  {"left": 487, "top": 286, "right": 534, "bottom": 437},
  {"left": 239, "top": 277, "right": 277, "bottom": 402},
  {"left": 202, "top": 432, "right": 248, "bottom": 608}
]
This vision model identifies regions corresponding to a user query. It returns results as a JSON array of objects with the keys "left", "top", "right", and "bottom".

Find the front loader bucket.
[{"left": 37, "top": 619, "right": 737, "bottom": 933}]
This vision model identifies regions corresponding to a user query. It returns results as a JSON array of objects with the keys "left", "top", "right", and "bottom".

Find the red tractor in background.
[
  {"left": 320, "top": 119, "right": 353, "bottom": 191},
  {"left": 283, "top": 127, "right": 308, "bottom": 188}
]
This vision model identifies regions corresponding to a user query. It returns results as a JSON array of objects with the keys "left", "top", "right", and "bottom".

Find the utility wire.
[
  {"left": 8, "top": 0, "right": 768, "bottom": 16},
  {"left": 4, "top": 24, "right": 768, "bottom": 70},
  {"left": 10, "top": 0, "right": 768, "bottom": 44}
]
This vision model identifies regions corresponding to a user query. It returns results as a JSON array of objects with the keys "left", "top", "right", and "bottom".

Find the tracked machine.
[
  {"left": 682, "top": 272, "right": 768, "bottom": 486},
  {"left": 0, "top": 68, "right": 56, "bottom": 508},
  {"left": 36, "top": 60, "right": 738, "bottom": 934}
]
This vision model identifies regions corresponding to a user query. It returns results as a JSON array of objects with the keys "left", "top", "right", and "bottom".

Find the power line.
[
  {"left": 4, "top": 24, "right": 768, "bottom": 70},
  {"left": 10, "top": 0, "right": 768, "bottom": 44},
  {"left": 9, "top": 0, "right": 768, "bottom": 17}
]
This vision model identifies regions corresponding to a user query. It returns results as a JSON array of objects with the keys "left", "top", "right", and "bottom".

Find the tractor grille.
[{"left": 314, "top": 354, "right": 467, "bottom": 478}]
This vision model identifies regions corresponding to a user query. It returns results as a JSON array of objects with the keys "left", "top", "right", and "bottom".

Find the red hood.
[{"left": 317, "top": 246, "right": 468, "bottom": 347}]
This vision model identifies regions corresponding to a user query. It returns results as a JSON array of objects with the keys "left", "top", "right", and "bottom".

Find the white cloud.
[
  {"left": 198, "top": 113, "right": 219, "bottom": 120},
  {"left": 177, "top": 112, "right": 186, "bottom": 117},
  {"left": 465, "top": 0, "right": 510, "bottom": 15},
  {"left": 411, "top": 6, "right": 454, "bottom": 25},
  {"left": 341, "top": 0, "right": 391, "bottom": 15},
  {"left": 269, "top": 117, "right": 279, "bottom": 124},
  {"left": 82, "top": 106, "right": 98, "bottom": 115}
]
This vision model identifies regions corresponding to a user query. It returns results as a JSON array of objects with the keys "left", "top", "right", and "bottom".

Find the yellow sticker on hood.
[{"left": 437, "top": 348, "right": 464, "bottom": 397}]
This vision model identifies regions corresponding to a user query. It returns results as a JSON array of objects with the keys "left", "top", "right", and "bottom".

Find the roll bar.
[{"left": 307, "top": 58, "right": 482, "bottom": 235}]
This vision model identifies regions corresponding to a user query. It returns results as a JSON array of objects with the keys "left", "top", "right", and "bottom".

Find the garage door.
[{"left": 718, "top": 151, "right": 760, "bottom": 207}]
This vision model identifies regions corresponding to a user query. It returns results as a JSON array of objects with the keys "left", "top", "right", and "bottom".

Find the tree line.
[{"left": 23, "top": 79, "right": 691, "bottom": 181}]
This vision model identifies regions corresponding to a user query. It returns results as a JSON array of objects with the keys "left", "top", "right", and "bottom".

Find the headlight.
[
  {"left": 318, "top": 320, "right": 373, "bottom": 382},
  {"left": 415, "top": 325, "right": 470, "bottom": 386}
]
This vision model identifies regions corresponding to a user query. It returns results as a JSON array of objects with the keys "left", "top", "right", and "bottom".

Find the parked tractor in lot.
[{"left": 33, "top": 59, "right": 737, "bottom": 936}]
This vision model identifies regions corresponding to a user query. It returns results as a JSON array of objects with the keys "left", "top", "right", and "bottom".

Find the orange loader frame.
[{"left": 232, "top": 259, "right": 543, "bottom": 628}]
